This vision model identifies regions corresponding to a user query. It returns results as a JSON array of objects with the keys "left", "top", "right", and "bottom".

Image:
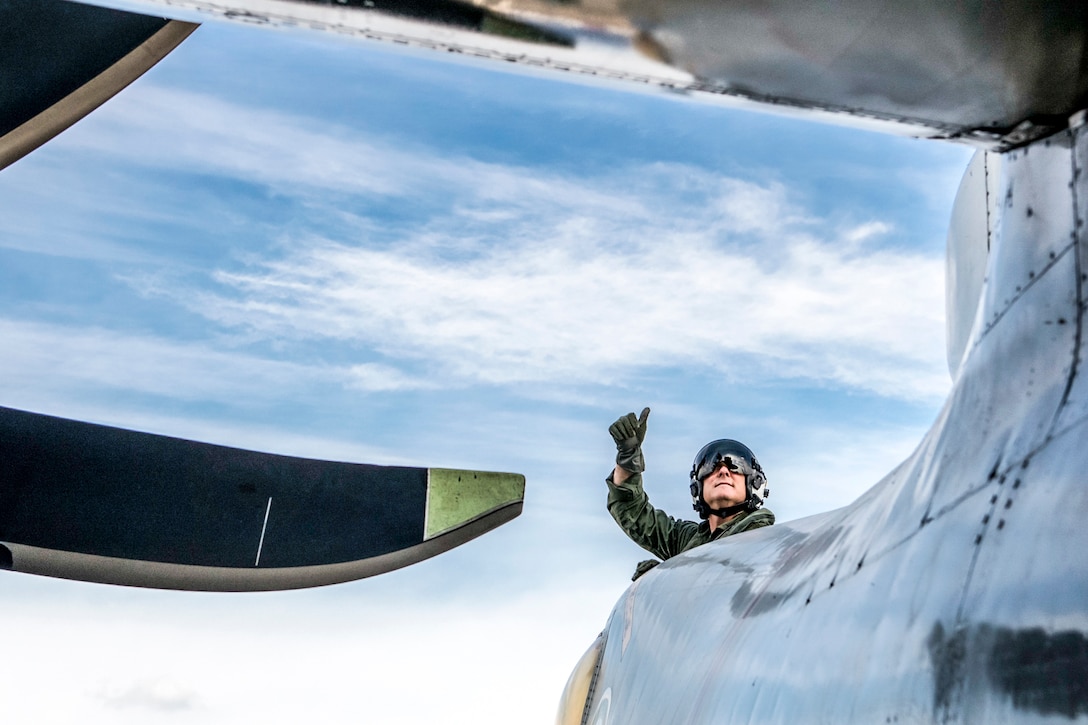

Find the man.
[{"left": 606, "top": 408, "right": 774, "bottom": 578}]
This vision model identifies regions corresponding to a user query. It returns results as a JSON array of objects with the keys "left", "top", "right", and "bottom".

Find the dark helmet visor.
[
  {"left": 690, "top": 439, "right": 760, "bottom": 483},
  {"left": 694, "top": 453, "right": 751, "bottom": 483}
]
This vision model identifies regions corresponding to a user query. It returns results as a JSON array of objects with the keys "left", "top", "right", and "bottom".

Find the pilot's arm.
[
  {"left": 606, "top": 470, "right": 700, "bottom": 560},
  {"left": 607, "top": 409, "right": 700, "bottom": 560}
]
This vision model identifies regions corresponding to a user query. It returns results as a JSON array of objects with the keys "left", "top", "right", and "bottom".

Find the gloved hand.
[
  {"left": 632, "top": 558, "right": 660, "bottom": 581},
  {"left": 609, "top": 407, "right": 650, "bottom": 473}
]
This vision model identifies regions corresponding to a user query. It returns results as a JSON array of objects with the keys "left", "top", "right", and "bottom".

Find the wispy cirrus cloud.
[
  {"left": 60, "top": 85, "right": 641, "bottom": 209},
  {"left": 16, "top": 83, "right": 951, "bottom": 406},
  {"left": 0, "top": 318, "right": 351, "bottom": 403},
  {"left": 174, "top": 165, "right": 948, "bottom": 401}
]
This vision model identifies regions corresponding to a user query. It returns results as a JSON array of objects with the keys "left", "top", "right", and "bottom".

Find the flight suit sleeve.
[{"left": 606, "top": 472, "right": 701, "bottom": 560}]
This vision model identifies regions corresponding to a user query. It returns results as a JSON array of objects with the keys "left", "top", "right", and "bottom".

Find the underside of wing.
[
  {"left": 0, "top": 407, "right": 524, "bottom": 591},
  {"left": 62, "top": 0, "right": 1088, "bottom": 149},
  {"left": 0, "top": 0, "right": 196, "bottom": 171}
]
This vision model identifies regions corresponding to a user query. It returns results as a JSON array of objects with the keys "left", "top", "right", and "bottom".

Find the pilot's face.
[{"left": 702, "top": 463, "right": 747, "bottom": 511}]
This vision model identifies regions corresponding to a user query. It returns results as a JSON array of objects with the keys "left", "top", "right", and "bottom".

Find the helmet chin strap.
[{"left": 705, "top": 501, "right": 748, "bottom": 519}]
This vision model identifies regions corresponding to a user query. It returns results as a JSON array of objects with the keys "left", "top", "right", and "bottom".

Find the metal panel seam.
[{"left": 1047, "top": 124, "right": 1087, "bottom": 436}]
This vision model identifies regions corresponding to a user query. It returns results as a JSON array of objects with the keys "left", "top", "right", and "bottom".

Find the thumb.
[{"left": 636, "top": 407, "right": 651, "bottom": 441}]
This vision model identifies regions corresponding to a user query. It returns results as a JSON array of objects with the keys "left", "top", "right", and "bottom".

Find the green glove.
[
  {"left": 609, "top": 407, "right": 650, "bottom": 473},
  {"left": 632, "top": 558, "right": 660, "bottom": 581}
]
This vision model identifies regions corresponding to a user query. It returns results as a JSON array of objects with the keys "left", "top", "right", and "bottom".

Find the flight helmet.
[{"left": 689, "top": 439, "right": 769, "bottom": 519}]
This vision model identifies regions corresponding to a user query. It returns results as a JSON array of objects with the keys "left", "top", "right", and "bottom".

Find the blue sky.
[{"left": 0, "top": 17, "right": 973, "bottom": 724}]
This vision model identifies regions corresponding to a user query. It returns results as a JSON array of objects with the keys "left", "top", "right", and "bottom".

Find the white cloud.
[
  {"left": 173, "top": 166, "right": 948, "bottom": 401},
  {"left": 0, "top": 84, "right": 951, "bottom": 478},
  {"left": 767, "top": 422, "right": 930, "bottom": 522},
  {"left": 64, "top": 86, "right": 400, "bottom": 198},
  {"left": 843, "top": 220, "right": 892, "bottom": 245},
  {"left": 4, "top": 578, "right": 622, "bottom": 725},
  {"left": 100, "top": 678, "right": 199, "bottom": 712},
  {"left": 346, "top": 362, "right": 438, "bottom": 392},
  {"left": 0, "top": 318, "right": 347, "bottom": 404},
  {"left": 35, "top": 84, "right": 952, "bottom": 402},
  {"left": 63, "top": 84, "right": 643, "bottom": 215},
  {"left": 4, "top": 80, "right": 954, "bottom": 412}
]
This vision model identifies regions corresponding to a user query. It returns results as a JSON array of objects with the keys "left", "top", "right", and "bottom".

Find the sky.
[{"left": 0, "top": 15, "right": 974, "bottom": 725}]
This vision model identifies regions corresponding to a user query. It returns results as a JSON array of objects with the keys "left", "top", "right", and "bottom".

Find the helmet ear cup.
[
  {"left": 689, "top": 478, "right": 709, "bottom": 519},
  {"left": 745, "top": 469, "right": 769, "bottom": 511}
]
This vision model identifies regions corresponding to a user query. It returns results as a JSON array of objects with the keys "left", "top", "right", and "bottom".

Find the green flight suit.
[{"left": 606, "top": 471, "right": 775, "bottom": 561}]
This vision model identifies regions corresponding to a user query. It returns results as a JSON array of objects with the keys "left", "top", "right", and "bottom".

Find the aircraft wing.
[
  {"left": 0, "top": 406, "right": 523, "bottom": 591},
  {"left": 0, "top": 0, "right": 196, "bottom": 171},
  {"left": 35, "top": 0, "right": 1088, "bottom": 151}
]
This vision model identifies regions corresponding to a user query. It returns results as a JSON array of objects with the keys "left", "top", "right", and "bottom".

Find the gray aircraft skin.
[
  {"left": 4, "top": 0, "right": 1088, "bottom": 721},
  {"left": 564, "top": 140, "right": 1088, "bottom": 725}
]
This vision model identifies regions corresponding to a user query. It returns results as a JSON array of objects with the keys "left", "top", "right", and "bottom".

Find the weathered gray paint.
[{"left": 946, "top": 150, "right": 999, "bottom": 378}]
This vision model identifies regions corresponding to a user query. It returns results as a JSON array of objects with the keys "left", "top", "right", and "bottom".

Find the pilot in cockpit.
[{"left": 605, "top": 407, "right": 775, "bottom": 580}]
